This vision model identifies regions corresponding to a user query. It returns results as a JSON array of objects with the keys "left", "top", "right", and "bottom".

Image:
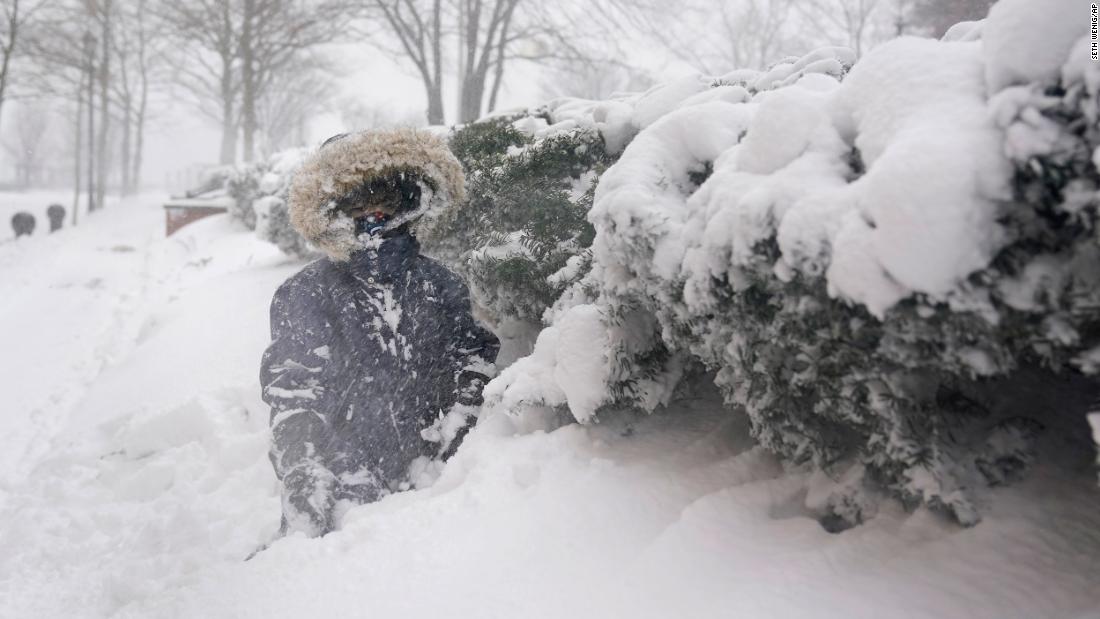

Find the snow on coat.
[{"left": 261, "top": 129, "right": 498, "bottom": 537}]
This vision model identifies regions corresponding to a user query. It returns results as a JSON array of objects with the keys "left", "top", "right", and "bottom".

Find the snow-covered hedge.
[
  {"left": 226, "top": 165, "right": 262, "bottom": 230},
  {"left": 482, "top": 1, "right": 1099, "bottom": 527},
  {"left": 424, "top": 49, "right": 856, "bottom": 331},
  {"left": 227, "top": 148, "right": 315, "bottom": 258},
  {"left": 419, "top": 113, "right": 614, "bottom": 330}
]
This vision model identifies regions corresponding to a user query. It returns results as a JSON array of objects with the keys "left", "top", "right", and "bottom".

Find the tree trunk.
[
  {"left": 218, "top": 64, "right": 236, "bottom": 164},
  {"left": 458, "top": 0, "right": 481, "bottom": 123},
  {"left": 95, "top": 0, "right": 111, "bottom": 210},
  {"left": 120, "top": 101, "right": 132, "bottom": 195},
  {"left": 241, "top": 0, "right": 256, "bottom": 162},
  {"left": 455, "top": 0, "right": 465, "bottom": 116},
  {"left": 487, "top": 60, "right": 504, "bottom": 113},
  {"left": 73, "top": 78, "right": 83, "bottom": 225},
  {"left": 133, "top": 70, "right": 148, "bottom": 191},
  {"left": 130, "top": 0, "right": 148, "bottom": 192},
  {"left": 430, "top": 0, "right": 444, "bottom": 124},
  {"left": 86, "top": 35, "right": 96, "bottom": 214},
  {"left": 487, "top": 1, "right": 517, "bottom": 115},
  {"left": 459, "top": 71, "right": 486, "bottom": 123},
  {"left": 0, "top": 0, "right": 20, "bottom": 132},
  {"left": 425, "top": 82, "right": 444, "bottom": 125},
  {"left": 459, "top": 0, "right": 516, "bottom": 122}
]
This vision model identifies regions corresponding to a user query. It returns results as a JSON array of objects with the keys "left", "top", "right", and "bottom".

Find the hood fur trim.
[{"left": 289, "top": 128, "right": 466, "bottom": 261}]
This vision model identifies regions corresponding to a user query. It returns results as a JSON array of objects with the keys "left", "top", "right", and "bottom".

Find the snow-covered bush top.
[
  {"left": 483, "top": 4, "right": 1100, "bottom": 527},
  {"left": 424, "top": 47, "right": 858, "bottom": 333},
  {"left": 227, "top": 147, "right": 315, "bottom": 259},
  {"left": 422, "top": 112, "right": 610, "bottom": 329}
]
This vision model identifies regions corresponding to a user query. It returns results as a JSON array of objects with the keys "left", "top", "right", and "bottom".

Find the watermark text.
[{"left": 1092, "top": 3, "right": 1099, "bottom": 61}]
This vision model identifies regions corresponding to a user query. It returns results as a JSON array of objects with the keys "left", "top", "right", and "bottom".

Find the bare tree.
[
  {"left": 37, "top": 0, "right": 116, "bottom": 210},
  {"left": 92, "top": 0, "right": 111, "bottom": 210},
  {"left": 0, "top": 0, "right": 49, "bottom": 127},
  {"left": 454, "top": 0, "right": 519, "bottom": 122},
  {"left": 83, "top": 28, "right": 94, "bottom": 212},
  {"left": 371, "top": 0, "right": 446, "bottom": 124},
  {"left": 487, "top": 0, "right": 623, "bottom": 109},
  {"left": 159, "top": 0, "right": 345, "bottom": 163},
  {"left": 157, "top": 0, "right": 242, "bottom": 164},
  {"left": 604, "top": 0, "right": 800, "bottom": 74},
  {"left": 799, "top": 0, "right": 880, "bottom": 58},
  {"left": 2, "top": 100, "right": 51, "bottom": 186},
  {"left": 369, "top": 0, "right": 616, "bottom": 124},
  {"left": 538, "top": 61, "right": 651, "bottom": 102},
  {"left": 22, "top": 1, "right": 109, "bottom": 210},
  {"left": 699, "top": 0, "right": 798, "bottom": 72},
  {"left": 16, "top": 0, "right": 165, "bottom": 213},
  {"left": 255, "top": 57, "right": 332, "bottom": 156},
  {"left": 883, "top": 0, "right": 916, "bottom": 36},
  {"left": 238, "top": 0, "right": 346, "bottom": 161},
  {"left": 17, "top": 1, "right": 82, "bottom": 208},
  {"left": 337, "top": 95, "right": 425, "bottom": 131},
  {"left": 910, "top": 0, "right": 994, "bottom": 37},
  {"left": 240, "top": 0, "right": 255, "bottom": 160},
  {"left": 110, "top": 0, "right": 161, "bottom": 193},
  {"left": 71, "top": 60, "right": 81, "bottom": 222}
]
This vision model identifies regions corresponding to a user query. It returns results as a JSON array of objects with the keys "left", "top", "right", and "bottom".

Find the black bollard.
[
  {"left": 11, "top": 211, "right": 35, "bottom": 238},
  {"left": 46, "top": 204, "right": 66, "bottom": 232}
]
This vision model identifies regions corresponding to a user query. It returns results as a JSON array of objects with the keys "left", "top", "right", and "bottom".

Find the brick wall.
[{"left": 164, "top": 205, "right": 228, "bottom": 236}]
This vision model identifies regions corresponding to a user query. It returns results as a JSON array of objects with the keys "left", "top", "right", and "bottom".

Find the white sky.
[
  {"left": 0, "top": 39, "right": 565, "bottom": 191},
  {"left": 0, "top": 3, "right": 852, "bottom": 192},
  {"left": 141, "top": 42, "right": 564, "bottom": 190}
]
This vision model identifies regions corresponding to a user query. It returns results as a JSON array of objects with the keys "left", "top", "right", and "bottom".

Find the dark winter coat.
[
  {"left": 260, "top": 129, "right": 498, "bottom": 537},
  {"left": 11, "top": 211, "right": 34, "bottom": 237}
]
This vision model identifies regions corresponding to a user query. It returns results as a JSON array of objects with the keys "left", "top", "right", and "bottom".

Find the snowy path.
[
  {"left": 0, "top": 203, "right": 297, "bottom": 616},
  {"left": 0, "top": 195, "right": 158, "bottom": 489},
  {"left": 0, "top": 201, "right": 1098, "bottom": 618}
]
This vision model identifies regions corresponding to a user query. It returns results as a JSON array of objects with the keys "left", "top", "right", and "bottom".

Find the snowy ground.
[{"left": 1, "top": 196, "right": 1099, "bottom": 618}]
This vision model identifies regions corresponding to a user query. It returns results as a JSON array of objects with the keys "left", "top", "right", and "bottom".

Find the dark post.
[
  {"left": 83, "top": 31, "right": 96, "bottom": 214},
  {"left": 72, "top": 54, "right": 84, "bottom": 226}
]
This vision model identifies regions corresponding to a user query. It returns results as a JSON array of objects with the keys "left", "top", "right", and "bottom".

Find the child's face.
[{"left": 340, "top": 189, "right": 400, "bottom": 220}]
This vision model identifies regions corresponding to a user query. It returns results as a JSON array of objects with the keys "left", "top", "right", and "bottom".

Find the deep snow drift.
[{"left": 0, "top": 197, "right": 1098, "bottom": 618}]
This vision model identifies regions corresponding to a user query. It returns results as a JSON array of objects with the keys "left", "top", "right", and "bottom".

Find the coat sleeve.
[
  {"left": 420, "top": 268, "right": 501, "bottom": 459},
  {"left": 442, "top": 273, "right": 500, "bottom": 408},
  {"left": 260, "top": 274, "right": 339, "bottom": 534}
]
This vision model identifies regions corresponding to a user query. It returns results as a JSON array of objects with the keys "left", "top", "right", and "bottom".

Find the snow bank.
[
  {"left": 0, "top": 199, "right": 299, "bottom": 616},
  {"left": 119, "top": 393, "right": 1100, "bottom": 619},
  {"left": 483, "top": 303, "right": 610, "bottom": 423}
]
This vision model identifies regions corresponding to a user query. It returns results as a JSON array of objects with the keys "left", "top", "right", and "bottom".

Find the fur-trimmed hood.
[{"left": 289, "top": 128, "right": 466, "bottom": 261}]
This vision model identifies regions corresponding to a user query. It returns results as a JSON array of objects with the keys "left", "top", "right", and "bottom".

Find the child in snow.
[{"left": 260, "top": 129, "right": 499, "bottom": 537}]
